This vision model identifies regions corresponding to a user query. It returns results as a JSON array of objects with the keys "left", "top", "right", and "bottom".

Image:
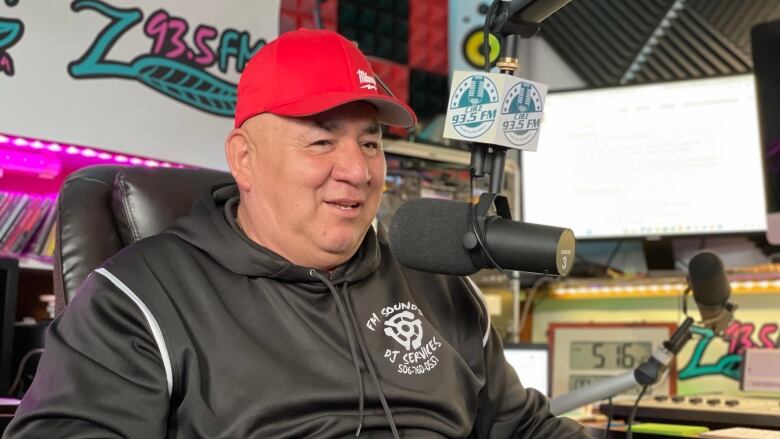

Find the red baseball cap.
[{"left": 235, "top": 29, "right": 417, "bottom": 128}]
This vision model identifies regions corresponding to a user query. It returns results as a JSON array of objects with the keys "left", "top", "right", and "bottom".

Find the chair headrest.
[
  {"left": 111, "top": 166, "right": 234, "bottom": 244},
  {"left": 55, "top": 165, "right": 233, "bottom": 312}
]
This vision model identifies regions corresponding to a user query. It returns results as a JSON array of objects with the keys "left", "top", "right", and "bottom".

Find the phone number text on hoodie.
[{"left": 397, "top": 355, "right": 440, "bottom": 375}]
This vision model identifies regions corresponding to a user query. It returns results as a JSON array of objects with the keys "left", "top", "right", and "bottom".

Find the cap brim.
[{"left": 268, "top": 92, "right": 417, "bottom": 128}]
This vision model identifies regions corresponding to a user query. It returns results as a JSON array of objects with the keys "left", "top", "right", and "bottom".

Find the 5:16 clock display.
[{"left": 570, "top": 342, "right": 652, "bottom": 370}]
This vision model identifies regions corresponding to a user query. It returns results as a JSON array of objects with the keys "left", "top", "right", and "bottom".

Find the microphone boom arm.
[
  {"left": 549, "top": 317, "right": 694, "bottom": 415},
  {"left": 474, "top": 0, "right": 571, "bottom": 194}
]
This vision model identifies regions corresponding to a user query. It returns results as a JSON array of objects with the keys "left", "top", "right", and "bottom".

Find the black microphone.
[
  {"left": 388, "top": 198, "right": 575, "bottom": 276},
  {"left": 688, "top": 251, "right": 736, "bottom": 333}
]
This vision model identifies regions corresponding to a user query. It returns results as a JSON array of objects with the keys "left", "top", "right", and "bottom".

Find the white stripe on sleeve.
[
  {"left": 466, "top": 276, "right": 491, "bottom": 347},
  {"left": 95, "top": 268, "right": 173, "bottom": 396}
]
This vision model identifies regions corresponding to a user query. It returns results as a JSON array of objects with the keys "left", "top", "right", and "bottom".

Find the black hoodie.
[{"left": 5, "top": 185, "right": 588, "bottom": 438}]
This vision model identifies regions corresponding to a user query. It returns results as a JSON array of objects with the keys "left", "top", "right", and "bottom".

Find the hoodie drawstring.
[
  {"left": 341, "top": 282, "right": 399, "bottom": 439},
  {"left": 310, "top": 269, "right": 366, "bottom": 437},
  {"left": 309, "top": 269, "right": 399, "bottom": 439}
]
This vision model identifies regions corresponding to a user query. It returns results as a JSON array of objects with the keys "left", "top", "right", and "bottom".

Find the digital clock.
[
  {"left": 570, "top": 341, "right": 652, "bottom": 370},
  {"left": 549, "top": 323, "right": 677, "bottom": 398}
]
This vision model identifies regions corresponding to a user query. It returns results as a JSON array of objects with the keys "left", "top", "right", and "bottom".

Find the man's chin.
[
  {"left": 316, "top": 236, "right": 366, "bottom": 262},
  {"left": 320, "top": 241, "right": 360, "bottom": 258}
]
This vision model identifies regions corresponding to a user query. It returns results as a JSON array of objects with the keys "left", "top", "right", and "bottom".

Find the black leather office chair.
[{"left": 53, "top": 165, "right": 233, "bottom": 315}]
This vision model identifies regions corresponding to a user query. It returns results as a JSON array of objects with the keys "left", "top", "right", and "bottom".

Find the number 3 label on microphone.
[{"left": 556, "top": 230, "right": 576, "bottom": 277}]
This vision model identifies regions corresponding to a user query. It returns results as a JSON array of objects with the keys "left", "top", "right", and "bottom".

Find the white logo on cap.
[{"left": 356, "top": 69, "right": 377, "bottom": 90}]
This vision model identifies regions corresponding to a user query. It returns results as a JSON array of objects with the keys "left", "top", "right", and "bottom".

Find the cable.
[
  {"left": 602, "top": 396, "right": 613, "bottom": 439},
  {"left": 517, "top": 275, "right": 549, "bottom": 337},
  {"left": 604, "top": 241, "right": 623, "bottom": 269},
  {"left": 483, "top": 0, "right": 501, "bottom": 72},
  {"left": 312, "top": 0, "right": 325, "bottom": 30},
  {"left": 468, "top": 174, "right": 520, "bottom": 281},
  {"left": 626, "top": 385, "right": 649, "bottom": 439},
  {"left": 574, "top": 252, "right": 603, "bottom": 267},
  {"left": 680, "top": 286, "right": 691, "bottom": 318},
  {"left": 474, "top": 0, "right": 518, "bottom": 280},
  {"left": 7, "top": 348, "right": 44, "bottom": 396},
  {"left": 670, "top": 239, "right": 712, "bottom": 271}
]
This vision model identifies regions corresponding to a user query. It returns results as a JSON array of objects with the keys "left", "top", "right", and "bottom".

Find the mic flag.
[{"left": 443, "top": 71, "right": 548, "bottom": 152}]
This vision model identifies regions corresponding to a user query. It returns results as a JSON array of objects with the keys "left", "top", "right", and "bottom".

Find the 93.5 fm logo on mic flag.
[{"left": 443, "top": 70, "right": 548, "bottom": 151}]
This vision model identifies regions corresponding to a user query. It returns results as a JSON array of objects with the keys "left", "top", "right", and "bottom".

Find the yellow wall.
[{"left": 532, "top": 292, "right": 780, "bottom": 396}]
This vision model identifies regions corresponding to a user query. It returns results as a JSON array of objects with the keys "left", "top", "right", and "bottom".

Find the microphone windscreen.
[
  {"left": 389, "top": 198, "right": 479, "bottom": 275},
  {"left": 688, "top": 251, "right": 731, "bottom": 306}
]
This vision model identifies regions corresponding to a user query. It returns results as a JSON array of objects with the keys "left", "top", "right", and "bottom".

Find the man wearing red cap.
[{"left": 6, "top": 30, "right": 587, "bottom": 438}]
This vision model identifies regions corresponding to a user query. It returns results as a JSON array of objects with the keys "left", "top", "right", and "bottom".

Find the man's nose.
[{"left": 332, "top": 141, "right": 371, "bottom": 185}]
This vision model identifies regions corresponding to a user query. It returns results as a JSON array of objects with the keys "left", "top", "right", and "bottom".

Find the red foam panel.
[
  {"left": 320, "top": 0, "right": 338, "bottom": 22},
  {"left": 299, "top": 0, "right": 316, "bottom": 14},
  {"left": 390, "top": 64, "right": 410, "bottom": 104},
  {"left": 427, "top": 50, "right": 448, "bottom": 75},
  {"left": 279, "top": 0, "right": 338, "bottom": 33},
  {"left": 300, "top": 15, "right": 315, "bottom": 29},
  {"left": 386, "top": 125, "right": 411, "bottom": 137},
  {"left": 409, "top": 1, "right": 428, "bottom": 23},
  {"left": 281, "top": 0, "right": 298, "bottom": 13},
  {"left": 280, "top": 11, "right": 298, "bottom": 33},
  {"left": 323, "top": 19, "right": 337, "bottom": 31},
  {"left": 408, "top": 0, "right": 429, "bottom": 71},
  {"left": 369, "top": 58, "right": 409, "bottom": 104}
]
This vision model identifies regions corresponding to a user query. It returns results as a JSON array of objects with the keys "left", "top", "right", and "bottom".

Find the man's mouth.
[{"left": 325, "top": 200, "right": 363, "bottom": 210}]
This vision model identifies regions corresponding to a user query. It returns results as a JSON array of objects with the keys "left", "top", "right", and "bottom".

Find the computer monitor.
[
  {"left": 503, "top": 343, "right": 549, "bottom": 397},
  {"left": 521, "top": 75, "right": 767, "bottom": 248},
  {"left": 0, "top": 258, "right": 19, "bottom": 396},
  {"left": 752, "top": 20, "right": 780, "bottom": 245}
]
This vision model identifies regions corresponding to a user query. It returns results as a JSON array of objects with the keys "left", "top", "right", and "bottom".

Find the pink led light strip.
[{"left": 0, "top": 132, "right": 187, "bottom": 168}]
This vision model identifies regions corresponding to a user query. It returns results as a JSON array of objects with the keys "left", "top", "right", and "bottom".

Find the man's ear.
[{"left": 225, "top": 128, "right": 254, "bottom": 192}]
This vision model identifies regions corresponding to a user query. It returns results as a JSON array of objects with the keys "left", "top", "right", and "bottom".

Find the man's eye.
[
  {"left": 311, "top": 139, "right": 332, "bottom": 147},
  {"left": 362, "top": 142, "right": 379, "bottom": 150}
]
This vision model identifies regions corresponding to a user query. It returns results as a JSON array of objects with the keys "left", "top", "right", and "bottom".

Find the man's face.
[{"left": 235, "top": 101, "right": 385, "bottom": 269}]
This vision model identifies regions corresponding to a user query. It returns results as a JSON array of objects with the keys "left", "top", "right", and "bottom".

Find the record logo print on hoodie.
[{"left": 365, "top": 301, "right": 443, "bottom": 375}]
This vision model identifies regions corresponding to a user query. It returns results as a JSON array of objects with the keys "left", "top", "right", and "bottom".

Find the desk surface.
[
  {"left": 585, "top": 421, "right": 780, "bottom": 438},
  {"left": 602, "top": 396, "right": 780, "bottom": 430},
  {"left": 585, "top": 422, "right": 705, "bottom": 439}
]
